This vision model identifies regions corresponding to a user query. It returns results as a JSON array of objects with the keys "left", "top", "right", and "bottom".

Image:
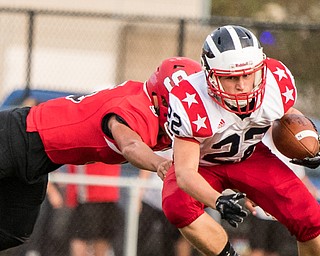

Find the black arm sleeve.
[{"left": 102, "top": 113, "right": 129, "bottom": 140}]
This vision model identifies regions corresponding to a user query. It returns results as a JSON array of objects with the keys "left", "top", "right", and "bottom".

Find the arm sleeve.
[{"left": 102, "top": 113, "right": 129, "bottom": 140}]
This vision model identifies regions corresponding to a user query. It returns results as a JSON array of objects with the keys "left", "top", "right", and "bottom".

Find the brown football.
[{"left": 272, "top": 114, "right": 319, "bottom": 159}]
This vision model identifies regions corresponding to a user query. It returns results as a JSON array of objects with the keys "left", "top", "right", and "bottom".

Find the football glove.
[
  {"left": 290, "top": 130, "right": 320, "bottom": 169},
  {"left": 290, "top": 152, "right": 320, "bottom": 169},
  {"left": 215, "top": 192, "right": 248, "bottom": 228}
]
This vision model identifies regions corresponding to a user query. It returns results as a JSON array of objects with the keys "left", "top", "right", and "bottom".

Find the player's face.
[{"left": 219, "top": 73, "right": 255, "bottom": 94}]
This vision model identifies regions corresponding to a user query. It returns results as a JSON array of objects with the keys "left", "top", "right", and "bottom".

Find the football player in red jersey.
[
  {"left": 162, "top": 25, "right": 320, "bottom": 256},
  {"left": 0, "top": 57, "right": 202, "bottom": 250}
]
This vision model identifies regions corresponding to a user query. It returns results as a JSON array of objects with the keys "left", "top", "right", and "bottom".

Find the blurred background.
[{"left": 0, "top": 1, "right": 319, "bottom": 256}]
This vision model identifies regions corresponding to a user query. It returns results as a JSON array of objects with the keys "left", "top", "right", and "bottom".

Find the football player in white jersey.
[{"left": 162, "top": 25, "right": 320, "bottom": 256}]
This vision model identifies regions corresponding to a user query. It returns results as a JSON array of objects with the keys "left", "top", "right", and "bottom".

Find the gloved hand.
[
  {"left": 290, "top": 118, "right": 320, "bottom": 169},
  {"left": 215, "top": 192, "right": 248, "bottom": 228},
  {"left": 290, "top": 153, "right": 320, "bottom": 169}
]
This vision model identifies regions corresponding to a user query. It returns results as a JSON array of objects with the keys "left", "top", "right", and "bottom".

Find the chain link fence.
[
  {"left": 0, "top": 7, "right": 319, "bottom": 256},
  {"left": 0, "top": 7, "right": 319, "bottom": 116}
]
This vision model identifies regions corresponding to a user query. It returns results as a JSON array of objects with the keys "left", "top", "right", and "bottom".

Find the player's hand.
[
  {"left": 290, "top": 152, "right": 320, "bottom": 169},
  {"left": 244, "top": 198, "right": 257, "bottom": 216},
  {"left": 289, "top": 122, "right": 320, "bottom": 169},
  {"left": 157, "top": 160, "right": 172, "bottom": 180},
  {"left": 215, "top": 192, "right": 248, "bottom": 228}
]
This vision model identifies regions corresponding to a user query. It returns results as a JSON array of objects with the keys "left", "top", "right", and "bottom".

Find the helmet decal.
[{"left": 146, "top": 57, "right": 202, "bottom": 132}]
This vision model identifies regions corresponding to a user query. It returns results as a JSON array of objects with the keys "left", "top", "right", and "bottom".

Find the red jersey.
[{"left": 26, "top": 81, "right": 165, "bottom": 164}]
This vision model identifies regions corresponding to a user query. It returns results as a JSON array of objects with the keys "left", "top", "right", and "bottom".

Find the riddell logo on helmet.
[{"left": 232, "top": 61, "right": 253, "bottom": 68}]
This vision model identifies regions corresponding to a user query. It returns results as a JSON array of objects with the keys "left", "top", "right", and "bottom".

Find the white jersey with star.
[{"left": 168, "top": 58, "right": 297, "bottom": 166}]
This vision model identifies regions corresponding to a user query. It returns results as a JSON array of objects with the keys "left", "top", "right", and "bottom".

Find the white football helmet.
[{"left": 201, "top": 25, "right": 267, "bottom": 114}]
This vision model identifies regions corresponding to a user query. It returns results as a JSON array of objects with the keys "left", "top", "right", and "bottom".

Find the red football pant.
[{"left": 162, "top": 143, "right": 320, "bottom": 242}]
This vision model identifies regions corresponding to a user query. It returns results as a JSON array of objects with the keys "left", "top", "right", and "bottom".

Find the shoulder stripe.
[
  {"left": 172, "top": 80, "right": 212, "bottom": 137},
  {"left": 266, "top": 58, "right": 297, "bottom": 113}
]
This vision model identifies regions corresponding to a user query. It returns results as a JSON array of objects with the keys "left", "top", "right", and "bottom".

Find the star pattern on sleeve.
[
  {"left": 265, "top": 58, "right": 296, "bottom": 113},
  {"left": 282, "top": 86, "right": 294, "bottom": 103},
  {"left": 173, "top": 81, "right": 212, "bottom": 136},
  {"left": 273, "top": 67, "right": 288, "bottom": 81},
  {"left": 182, "top": 93, "right": 198, "bottom": 108},
  {"left": 192, "top": 114, "right": 207, "bottom": 132}
]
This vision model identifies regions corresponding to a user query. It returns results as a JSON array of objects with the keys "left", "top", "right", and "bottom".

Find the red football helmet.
[
  {"left": 146, "top": 57, "right": 202, "bottom": 132},
  {"left": 201, "top": 25, "right": 267, "bottom": 114}
]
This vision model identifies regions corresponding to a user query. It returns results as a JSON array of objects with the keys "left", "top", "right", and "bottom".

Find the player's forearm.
[
  {"left": 122, "top": 140, "right": 166, "bottom": 172},
  {"left": 108, "top": 116, "right": 168, "bottom": 171}
]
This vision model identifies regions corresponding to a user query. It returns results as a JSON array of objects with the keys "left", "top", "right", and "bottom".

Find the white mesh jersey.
[{"left": 168, "top": 58, "right": 297, "bottom": 166}]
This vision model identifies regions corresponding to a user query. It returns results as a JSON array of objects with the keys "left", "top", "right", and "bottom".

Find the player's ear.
[{"left": 152, "top": 94, "right": 158, "bottom": 107}]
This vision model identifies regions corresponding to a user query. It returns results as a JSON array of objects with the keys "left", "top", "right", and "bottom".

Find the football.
[{"left": 272, "top": 114, "right": 319, "bottom": 159}]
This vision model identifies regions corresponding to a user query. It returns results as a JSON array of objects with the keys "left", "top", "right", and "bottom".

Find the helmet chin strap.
[
  {"left": 224, "top": 97, "right": 251, "bottom": 109},
  {"left": 227, "top": 98, "right": 256, "bottom": 115}
]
